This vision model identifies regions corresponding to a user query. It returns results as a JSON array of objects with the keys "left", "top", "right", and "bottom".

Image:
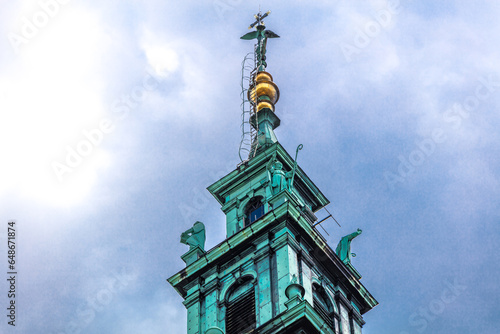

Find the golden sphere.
[
  {"left": 255, "top": 71, "right": 273, "bottom": 83},
  {"left": 257, "top": 101, "right": 274, "bottom": 112},
  {"left": 247, "top": 71, "right": 280, "bottom": 106},
  {"left": 255, "top": 81, "right": 280, "bottom": 104}
]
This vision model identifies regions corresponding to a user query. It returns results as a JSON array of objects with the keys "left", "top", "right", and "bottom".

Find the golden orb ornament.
[{"left": 248, "top": 71, "right": 280, "bottom": 112}]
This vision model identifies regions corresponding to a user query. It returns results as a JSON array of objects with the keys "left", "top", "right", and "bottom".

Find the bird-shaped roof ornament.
[{"left": 240, "top": 10, "right": 280, "bottom": 72}]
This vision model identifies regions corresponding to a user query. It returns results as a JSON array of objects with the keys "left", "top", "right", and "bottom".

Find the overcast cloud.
[{"left": 1, "top": 1, "right": 499, "bottom": 333}]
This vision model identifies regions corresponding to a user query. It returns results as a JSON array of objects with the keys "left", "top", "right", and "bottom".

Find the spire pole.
[
  {"left": 241, "top": 11, "right": 281, "bottom": 155},
  {"left": 241, "top": 10, "right": 279, "bottom": 72}
]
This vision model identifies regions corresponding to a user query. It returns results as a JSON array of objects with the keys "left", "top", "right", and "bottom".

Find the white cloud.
[
  {"left": 0, "top": 5, "right": 115, "bottom": 206},
  {"left": 1, "top": 2, "right": 500, "bottom": 334}
]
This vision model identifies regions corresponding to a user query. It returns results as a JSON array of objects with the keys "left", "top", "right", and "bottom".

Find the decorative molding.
[
  {"left": 184, "top": 277, "right": 202, "bottom": 295},
  {"left": 253, "top": 244, "right": 272, "bottom": 263},
  {"left": 299, "top": 247, "right": 315, "bottom": 268},
  {"left": 219, "top": 269, "right": 257, "bottom": 304},
  {"left": 200, "top": 278, "right": 221, "bottom": 295},
  {"left": 218, "top": 276, "right": 235, "bottom": 304},
  {"left": 183, "top": 289, "right": 201, "bottom": 309},
  {"left": 335, "top": 290, "right": 353, "bottom": 312},
  {"left": 350, "top": 307, "right": 365, "bottom": 326},
  {"left": 241, "top": 269, "right": 258, "bottom": 283}
]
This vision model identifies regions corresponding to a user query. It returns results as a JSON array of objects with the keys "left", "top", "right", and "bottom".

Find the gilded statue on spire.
[{"left": 240, "top": 11, "right": 280, "bottom": 71}]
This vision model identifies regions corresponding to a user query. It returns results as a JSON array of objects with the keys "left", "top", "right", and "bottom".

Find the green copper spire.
[
  {"left": 169, "top": 12, "right": 378, "bottom": 334},
  {"left": 241, "top": 11, "right": 282, "bottom": 156},
  {"left": 240, "top": 10, "right": 280, "bottom": 72}
]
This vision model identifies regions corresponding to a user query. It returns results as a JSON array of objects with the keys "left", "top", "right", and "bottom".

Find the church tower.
[{"left": 168, "top": 12, "right": 378, "bottom": 334}]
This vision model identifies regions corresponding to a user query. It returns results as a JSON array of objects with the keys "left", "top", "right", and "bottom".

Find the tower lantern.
[{"left": 168, "top": 12, "right": 378, "bottom": 334}]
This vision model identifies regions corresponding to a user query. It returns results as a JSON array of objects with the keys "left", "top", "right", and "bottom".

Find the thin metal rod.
[
  {"left": 319, "top": 224, "right": 330, "bottom": 236},
  {"left": 313, "top": 214, "right": 332, "bottom": 227},
  {"left": 324, "top": 206, "right": 341, "bottom": 227}
]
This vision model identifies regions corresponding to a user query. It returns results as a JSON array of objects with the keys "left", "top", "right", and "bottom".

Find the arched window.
[
  {"left": 226, "top": 278, "right": 256, "bottom": 334},
  {"left": 313, "top": 284, "right": 335, "bottom": 329},
  {"left": 244, "top": 196, "right": 264, "bottom": 227}
]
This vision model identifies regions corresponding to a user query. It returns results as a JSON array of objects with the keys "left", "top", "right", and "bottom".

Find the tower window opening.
[
  {"left": 313, "top": 284, "right": 335, "bottom": 329},
  {"left": 245, "top": 196, "right": 264, "bottom": 226},
  {"left": 226, "top": 281, "right": 256, "bottom": 334}
]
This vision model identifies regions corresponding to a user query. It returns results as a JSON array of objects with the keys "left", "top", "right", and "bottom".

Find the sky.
[{"left": 1, "top": 0, "right": 499, "bottom": 333}]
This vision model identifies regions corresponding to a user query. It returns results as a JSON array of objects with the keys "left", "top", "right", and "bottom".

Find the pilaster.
[
  {"left": 275, "top": 243, "right": 299, "bottom": 314},
  {"left": 255, "top": 245, "right": 273, "bottom": 325}
]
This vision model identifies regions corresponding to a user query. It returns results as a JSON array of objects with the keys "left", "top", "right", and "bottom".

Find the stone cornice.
[
  {"left": 207, "top": 143, "right": 329, "bottom": 212},
  {"left": 257, "top": 299, "right": 335, "bottom": 334},
  {"left": 168, "top": 200, "right": 378, "bottom": 314},
  {"left": 167, "top": 202, "right": 290, "bottom": 294}
]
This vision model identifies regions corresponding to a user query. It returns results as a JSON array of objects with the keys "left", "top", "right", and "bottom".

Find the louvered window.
[
  {"left": 313, "top": 296, "right": 334, "bottom": 329},
  {"left": 226, "top": 289, "right": 256, "bottom": 334},
  {"left": 313, "top": 285, "right": 334, "bottom": 329}
]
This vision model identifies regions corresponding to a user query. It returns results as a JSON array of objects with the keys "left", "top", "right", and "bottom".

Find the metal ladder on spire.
[{"left": 238, "top": 49, "right": 259, "bottom": 162}]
